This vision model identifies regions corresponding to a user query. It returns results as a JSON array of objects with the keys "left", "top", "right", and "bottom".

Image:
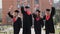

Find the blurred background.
[{"left": 0, "top": 0, "right": 60, "bottom": 34}]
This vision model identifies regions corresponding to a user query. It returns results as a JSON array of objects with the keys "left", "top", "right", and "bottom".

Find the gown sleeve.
[
  {"left": 51, "top": 7, "right": 56, "bottom": 17},
  {"left": 8, "top": 12, "right": 13, "bottom": 18},
  {"left": 21, "top": 6, "right": 25, "bottom": 14},
  {"left": 41, "top": 16, "right": 45, "bottom": 28},
  {"left": 32, "top": 13, "right": 36, "bottom": 18},
  {"left": 30, "top": 15, "right": 33, "bottom": 26},
  {"left": 42, "top": 15, "right": 46, "bottom": 20},
  {"left": 41, "top": 19, "right": 44, "bottom": 28},
  {"left": 18, "top": 17, "right": 22, "bottom": 27}
]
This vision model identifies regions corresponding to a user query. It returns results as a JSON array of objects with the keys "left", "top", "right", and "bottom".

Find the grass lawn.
[
  {"left": 55, "top": 28, "right": 60, "bottom": 34},
  {"left": 0, "top": 25, "right": 60, "bottom": 34}
]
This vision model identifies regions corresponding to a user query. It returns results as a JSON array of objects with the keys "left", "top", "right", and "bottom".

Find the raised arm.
[
  {"left": 32, "top": 13, "right": 36, "bottom": 18},
  {"left": 51, "top": 7, "right": 56, "bottom": 17},
  {"left": 8, "top": 12, "right": 13, "bottom": 18},
  {"left": 21, "top": 6, "right": 25, "bottom": 14}
]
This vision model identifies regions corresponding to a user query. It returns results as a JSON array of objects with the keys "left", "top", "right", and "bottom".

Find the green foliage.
[{"left": 54, "top": 9, "right": 60, "bottom": 25}]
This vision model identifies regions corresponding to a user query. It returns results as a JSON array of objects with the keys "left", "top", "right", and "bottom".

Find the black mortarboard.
[
  {"left": 46, "top": 9, "right": 50, "bottom": 12},
  {"left": 15, "top": 10, "right": 19, "bottom": 13},
  {"left": 36, "top": 9, "right": 40, "bottom": 13},
  {"left": 25, "top": 6, "right": 30, "bottom": 9}
]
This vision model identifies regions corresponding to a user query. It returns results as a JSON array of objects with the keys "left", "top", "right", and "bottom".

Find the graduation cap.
[
  {"left": 25, "top": 6, "right": 30, "bottom": 9},
  {"left": 36, "top": 9, "right": 40, "bottom": 13},
  {"left": 46, "top": 9, "right": 50, "bottom": 12},
  {"left": 14, "top": 10, "right": 19, "bottom": 13}
]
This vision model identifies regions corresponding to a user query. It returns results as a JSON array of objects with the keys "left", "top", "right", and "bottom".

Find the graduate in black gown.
[
  {"left": 33, "top": 9, "right": 44, "bottom": 34},
  {"left": 8, "top": 10, "right": 22, "bottom": 34},
  {"left": 21, "top": 6, "right": 32, "bottom": 34},
  {"left": 43, "top": 7, "right": 55, "bottom": 34}
]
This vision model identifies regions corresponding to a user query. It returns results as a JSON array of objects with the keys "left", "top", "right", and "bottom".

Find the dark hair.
[
  {"left": 46, "top": 9, "right": 50, "bottom": 12},
  {"left": 36, "top": 9, "right": 40, "bottom": 13},
  {"left": 14, "top": 10, "right": 19, "bottom": 13}
]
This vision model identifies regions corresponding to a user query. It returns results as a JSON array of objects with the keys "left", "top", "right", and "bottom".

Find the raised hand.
[{"left": 8, "top": 5, "right": 13, "bottom": 11}]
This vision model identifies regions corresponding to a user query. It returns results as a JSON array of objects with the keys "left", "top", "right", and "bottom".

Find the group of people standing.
[{"left": 7, "top": 5, "right": 55, "bottom": 34}]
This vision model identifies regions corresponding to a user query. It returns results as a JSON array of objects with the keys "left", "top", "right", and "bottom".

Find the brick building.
[{"left": 2, "top": 0, "right": 53, "bottom": 24}]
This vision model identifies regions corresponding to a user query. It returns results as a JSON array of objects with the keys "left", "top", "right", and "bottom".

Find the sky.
[
  {"left": 54, "top": 0, "right": 60, "bottom": 3},
  {"left": 0, "top": 0, "right": 59, "bottom": 8},
  {"left": 0, "top": 0, "right": 2, "bottom": 9}
]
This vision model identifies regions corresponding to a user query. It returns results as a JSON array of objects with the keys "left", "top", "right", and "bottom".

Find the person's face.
[
  {"left": 26, "top": 8, "right": 30, "bottom": 11},
  {"left": 46, "top": 11, "right": 50, "bottom": 15},
  {"left": 14, "top": 12, "right": 18, "bottom": 17},
  {"left": 36, "top": 11, "right": 40, "bottom": 16}
]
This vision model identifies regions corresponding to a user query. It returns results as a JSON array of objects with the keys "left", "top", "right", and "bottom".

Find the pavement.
[
  {"left": 19, "top": 28, "right": 45, "bottom": 34},
  {"left": 1, "top": 27, "right": 45, "bottom": 34}
]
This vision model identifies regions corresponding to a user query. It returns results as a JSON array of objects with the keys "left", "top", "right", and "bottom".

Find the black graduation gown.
[
  {"left": 43, "top": 7, "right": 55, "bottom": 34},
  {"left": 21, "top": 6, "right": 32, "bottom": 34},
  {"left": 33, "top": 14, "right": 44, "bottom": 34},
  {"left": 8, "top": 12, "right": 22, "bottom": 34}
]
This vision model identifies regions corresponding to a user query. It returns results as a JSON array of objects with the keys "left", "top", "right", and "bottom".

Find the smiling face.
[
  {"left": 14, "top": 12, "right": 18, "bottom": 17},
  {"left": 36, "top": 10, "right": 40, "bottom": 16},
  {"left": 45, "top": 9, "right": 50, "bottom": 15},
  {"left": 13, "top": 10, "right": 19, "bottom": 17},
  {"left": 45, "top": 11, "right": 50, "bottom": 16}
]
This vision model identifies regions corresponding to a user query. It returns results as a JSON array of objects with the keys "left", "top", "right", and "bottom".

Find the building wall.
[
  {"left": 39, "top": 0, "right": 53, "bottom": 12},
  {"left": 2, "top": 0, "right": 17, "bottom": 24},
  {"left": 2, "top": 0, "right": 53, "bottom": 24}
]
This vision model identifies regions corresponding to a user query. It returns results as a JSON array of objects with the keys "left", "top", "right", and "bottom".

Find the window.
[
  {"left": 34, "top": 0, "right": 39, "bottom": 10},
  {"left": 34, "top": 0, "right": 39, "bottom": 4},
  {"left": 17, "top": 0, "right": 20, "bottom": 9}
]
